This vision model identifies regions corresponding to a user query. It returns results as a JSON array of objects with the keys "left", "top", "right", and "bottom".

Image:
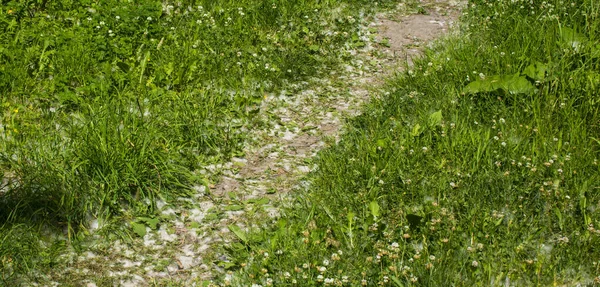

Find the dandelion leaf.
[
  {"left": 559, "top": 27, "right": 588, "bottom": 51},
  {"left": 131, "top": 222, "right": 147, "bottom": 237},
  {"left": 228, "top": 225, "right": 248, "bottom": 243},
  {"left": 463, "top": 74, "right": 535, "bottom": 95},
  {"left": 522, "top": 62, "right": 547, "bottom": 81},
  {"left": 500, "top": 74, "right": 537, "bottom": 95},
  {"left": 429, "top": 110, "right": 443, "bottom": 127},
  {"left": 369, "top": 201, "right": 381, "bottom": 219},
  {"left": 411, "top": 123, "right": 422, "bottom": 137}
]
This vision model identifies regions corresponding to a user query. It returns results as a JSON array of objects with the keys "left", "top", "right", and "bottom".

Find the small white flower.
[
  {"left": 147, "top": 16, "right": 152, "bottom": 21},
  {"left": 115, "top": 16, "right": 120, "bottom": 20},
  {"left": 422, "top": 147, "right": 428, "bottom": 152},
  {"left": 472, "top": 260, "right": 479, "bottom": 267},
  {"left": 323, "top": 259, "right": 329, "bottom": 266},
  {"left": 318, "top": 266, "right": 327, "bottom": 273}
]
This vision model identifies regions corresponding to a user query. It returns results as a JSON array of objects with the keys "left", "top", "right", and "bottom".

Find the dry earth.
[{"left": 39, "top": 2, "right": 464, "bottom": 286}]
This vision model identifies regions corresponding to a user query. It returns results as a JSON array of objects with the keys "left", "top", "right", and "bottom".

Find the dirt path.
[{"left": 45, "top": 2, "right": 463, "bottom": 286}]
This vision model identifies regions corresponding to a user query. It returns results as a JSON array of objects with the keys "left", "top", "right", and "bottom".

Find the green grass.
[
  {"left": 225, "top": 0, "right": 600, "bottom": 286},
  {"left": 0, "top": 0, "right": 399, "bottom": 283}
]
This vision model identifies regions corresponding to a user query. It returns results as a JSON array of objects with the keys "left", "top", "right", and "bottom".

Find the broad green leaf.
[
  {"left": 369, "top": 201, "right": 381, "bottom": 219},
  {"left": 463, "top": 74, "right": 536, "bottom": 95},
  {"left": 463, "top": 76, "right": 497, "bottom": 94},
  {"left": 131, "top": 222, "right": 147, "bottom": 237},
  {"left": 559, "top": 27, "right": 588, "bottom": 50},
  {"left": 522, "top": 62, "right": 547, "bottom": 81},
  {"left": 501, "top": 74, "right": 537, "bottom": 95},
  {"left": 228, "top": 225, "right": 247, "bottom": 243},
  {"left": 139, "top": 217, "right": 160, "bottom": 230},
  {"left": 411, "top": 124, "right": 422, "bottom": 137},
  {"left": 429, "top": 110, "right": 443, "bottom": 127}
]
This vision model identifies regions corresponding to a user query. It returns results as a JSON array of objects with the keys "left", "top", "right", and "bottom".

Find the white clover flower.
[
  {"left": 115, "top": 16, "right": 120, "bottom": 20},
  {"left": 318, "top": 266, "right": 327, "bottom": 273},
  {"left": 391, "top": 242, "right": 399, "bottom": 248},
  {"left": 147, "top": 16, "right": 152, "bottom": 21},
  {"left": 323, "top": 259, "right": 329, "bottom": 266},
  {"left": 472, "top": 260, "right": 479, "bottom": 267}
]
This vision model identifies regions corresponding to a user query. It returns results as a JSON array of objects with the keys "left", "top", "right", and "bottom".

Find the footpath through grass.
[
  {"left": 0, "top": 0, "right": 400, "bottom": 283},
  {"left": 226, "top": 0, "right": 600, "bottom": 286}
]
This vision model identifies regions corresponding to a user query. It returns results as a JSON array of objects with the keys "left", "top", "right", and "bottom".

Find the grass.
[
  {"left": 0, "top": 0, "right": 400, "bottom": 283},
  {"left": 223, "top": 0, "right": 600, "bottom": 286}
]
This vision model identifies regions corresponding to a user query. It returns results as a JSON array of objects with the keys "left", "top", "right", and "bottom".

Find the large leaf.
[
  {"left": 131, "top": 222, "right": 147, "bottom": 237},
  {"left": 428, "top": 110, "right": 443, "bottom": 127},
  {"left": 369, "top": 201, "right": 381, "bottom": 219},
  {"left": 522, "top": 62, "right": 547, "bottom": 81},
  {"left": 463, "top": 74, "right": 536, "bottom": 95},
  {"left": 559, "top": 27, "right": 588, "bottom": 51},
  {"left": 228, "top": 225, "right": 248, "bottom": 243},
  {"left": 501, "top": 74, "right": 537, "bottom": 94},
  {"left": 138, "top": 217, "right": 160, "bottom": 230}
]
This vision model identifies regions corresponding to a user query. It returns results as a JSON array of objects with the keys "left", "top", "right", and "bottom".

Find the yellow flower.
[{"left": 7, "top": 9, "right": 14, "bottom": 14}]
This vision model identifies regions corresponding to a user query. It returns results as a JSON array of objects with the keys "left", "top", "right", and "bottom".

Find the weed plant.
[
  {"left": 0, "top": 0, "right": 396, "bottom": 282},
  {"left": 227, "top": 0, "right": 600, "bottom": 285}
]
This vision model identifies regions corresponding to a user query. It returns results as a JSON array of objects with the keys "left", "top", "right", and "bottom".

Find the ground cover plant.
[
  {"left": 0, "top": 0, "right": 398, "bottom": 283},
  {"left": 226, "top": 0, "right": 600, "bottom": 285}
]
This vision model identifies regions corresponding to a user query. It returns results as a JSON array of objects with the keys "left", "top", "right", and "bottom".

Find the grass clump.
[
  {"left": 0, "top": 0, "right": 397, "bottom": 282},
  {"left": 226, "top": 0, "right": 600, "bottom": 285}
]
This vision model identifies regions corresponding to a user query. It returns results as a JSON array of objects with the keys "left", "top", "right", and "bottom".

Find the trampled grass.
[
  {"left": 224, "top": 0, "right": 600, "bottom": 286},
  {"left": 0, "top": 0, "right": 400, "bottom": 283}
]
